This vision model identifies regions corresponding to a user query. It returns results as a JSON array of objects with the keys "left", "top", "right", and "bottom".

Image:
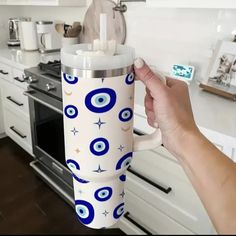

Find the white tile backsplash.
[{"left": 1, "top": 1, "right": 236, "bottom": 81}]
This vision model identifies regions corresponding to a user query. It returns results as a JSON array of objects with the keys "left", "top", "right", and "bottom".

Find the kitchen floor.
[{"left": 0, "top": 137, "right": 124, "bottom": 235}]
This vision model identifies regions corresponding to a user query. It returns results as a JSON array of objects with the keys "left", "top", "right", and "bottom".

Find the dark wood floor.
[{"left": 0, "top": 137, "right": 124, "bottom": 235}]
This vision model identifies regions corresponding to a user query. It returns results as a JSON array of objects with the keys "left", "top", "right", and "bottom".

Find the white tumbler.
[{"left": 61, "top": 44, "right": 162, "bottom": 229}]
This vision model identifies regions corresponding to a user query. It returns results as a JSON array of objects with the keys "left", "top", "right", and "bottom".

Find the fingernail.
[
  {"left": 154, "top": 122, "right": 159, "bottom": 128},
  {"left": 134, "top": 58, "right": 144, "bottom": 69}
]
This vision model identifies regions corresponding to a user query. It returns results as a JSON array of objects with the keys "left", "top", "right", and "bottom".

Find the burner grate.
[{"left": 39, "top": 60, "right": 61, "bottom": 79}]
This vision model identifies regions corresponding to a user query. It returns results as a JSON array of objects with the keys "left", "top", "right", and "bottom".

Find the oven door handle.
[{"left": 24, "top": 90, "right": 63, "bottom": 115}]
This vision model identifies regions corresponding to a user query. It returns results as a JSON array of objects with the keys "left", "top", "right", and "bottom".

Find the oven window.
[{"left": 34, "top": 101, "right": 66, "bottom": 166}]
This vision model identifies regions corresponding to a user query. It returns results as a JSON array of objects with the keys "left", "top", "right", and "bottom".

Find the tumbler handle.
[{"left": 133, "top": 71, "right": 166, "bottom": 152}]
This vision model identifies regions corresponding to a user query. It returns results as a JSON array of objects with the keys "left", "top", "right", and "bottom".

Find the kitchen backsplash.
[{"left": 1, "top": 2, "right": 236, "bottom": 81}]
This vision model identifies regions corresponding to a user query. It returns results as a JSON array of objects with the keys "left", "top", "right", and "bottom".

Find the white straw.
[{"left": 100, "top": 13, "right": 107, "bottom": 47}]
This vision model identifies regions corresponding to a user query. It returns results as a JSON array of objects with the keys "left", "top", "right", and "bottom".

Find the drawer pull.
[
  {"left": 0, "top": 70, "right": 9, "bottom": 75},
  {"left": 10, "top": 126, "right": 27, "bottom": 139},
  {"left": 128, "top": 166, "right": 172, "bottom": 194},
  {"left": 6, "top": 96, "right": 24, "bottom": 107},
  {"left": 124, "top": 212, "right": 152, "bottom": 235},
  {"left": 14, "top": 76, "right": 25, "bottom": 83}
]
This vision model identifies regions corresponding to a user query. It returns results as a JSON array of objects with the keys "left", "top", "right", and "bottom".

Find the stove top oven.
[{"left": 24, "top": 61, "right": 74, "bottom": 206}]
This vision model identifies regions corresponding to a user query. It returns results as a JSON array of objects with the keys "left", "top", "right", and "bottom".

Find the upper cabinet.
[
  {"left": 3, "top": 0, "right": 86, "bottom": 6},
  {"left": 146, "top": 0, "right": 236, "bottom": 8}
]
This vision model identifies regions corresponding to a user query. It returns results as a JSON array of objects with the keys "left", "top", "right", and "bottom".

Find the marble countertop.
[{"left": 0, "top": 46, "right": 60, "bottom": 70}]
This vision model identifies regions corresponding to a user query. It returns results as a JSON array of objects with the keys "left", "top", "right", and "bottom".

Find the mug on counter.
[{"left": 61, "top": 44, "right": 163, "bottom": 229}]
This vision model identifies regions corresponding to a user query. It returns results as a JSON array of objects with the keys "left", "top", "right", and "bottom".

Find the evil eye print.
[
  {"left": 66, "top": 159, "right": 80, "bottom": 171},
  {"left": 75, "top": 200, "right": 94, "bottom": 225},
  {"left": 94, "top": 187, "right": 113, "bottom": 202},
  {"left": 90, "top": 138, "right": 109, "bottom": 156},
  {"left": 64, "top": 105, "right": 78, "bottom": 119},
  {"left": 72, "top": 174, "right": 89, "bottom": 184},
  {"left": 125, "top": 72, "right": 135, "bottom": 85},
  {"left": 119, "top": 174, "right": 126, "bottom": 182},
  {"left": 113, "top": 203, "right": 125, "bottom": 219},
  {"left": 116, "top": 152, "right": 133, "bottom": 170},
  {"left": 85, "top": 88, "right": 116, "bottom": 113},
  {"left": 63, "top": 73, "right": 78, "bottom": 84},
  {"left": 119, "top": 108, "right": 133, "bottom": 122}
]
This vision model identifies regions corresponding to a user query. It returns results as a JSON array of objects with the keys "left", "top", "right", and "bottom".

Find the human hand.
[{"left": 134, "top": 58, "right": 200, "bottom": 158}]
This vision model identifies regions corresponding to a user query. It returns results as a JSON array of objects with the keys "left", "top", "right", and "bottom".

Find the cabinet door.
[
  {"left": 146, "top": 0, "right": 236, "bottom": 8},
  {"left": 6, "top": 0, "right": 29, "bottom": 5},
  {"left": 0, "top": 86, "right": 5, "bottom": 135},
  {"left": 0, "top": 0, "right": 6, "bottom": 5}
]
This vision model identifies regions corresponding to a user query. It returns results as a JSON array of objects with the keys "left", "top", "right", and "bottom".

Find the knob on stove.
[
  {"left": 27, "top": 76, "right": 38, "bottom": 84},
  {"left": 46, "top": 83, "right": 56, "bottom": 91}
]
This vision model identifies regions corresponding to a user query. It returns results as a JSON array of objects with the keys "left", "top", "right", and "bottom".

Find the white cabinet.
[
  {"left": 146, "top": 0, "right": 236, "bottom": 9},
  {"left": 4, "top": 0, "right": 86, "bottom": 6},
  {"left": 0, "top": 61, "right": 33, "bottom": 155},
  {"left": 0, "top": 87, "right": 5, "bottom": 136}
]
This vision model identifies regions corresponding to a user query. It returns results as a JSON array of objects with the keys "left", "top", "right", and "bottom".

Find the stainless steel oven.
[{"left": 24, "top": 62, "right": 74, "bottom": 206}]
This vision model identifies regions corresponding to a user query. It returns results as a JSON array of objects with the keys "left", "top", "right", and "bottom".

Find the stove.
[
  {"left": 25, "top": 60, "right": 63, "bottom": 101},
  {"left": 24, "top": 60, "right": 74, "bottom": 206}
]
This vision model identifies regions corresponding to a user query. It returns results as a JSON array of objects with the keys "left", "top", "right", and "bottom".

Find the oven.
[{"left": 24, "top": 62, "right": 74, "bottom": 206}]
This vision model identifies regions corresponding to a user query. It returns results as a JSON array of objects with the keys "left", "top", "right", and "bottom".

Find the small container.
[{"left": 61, "top": 37, "right": 79, "bottom": 47}]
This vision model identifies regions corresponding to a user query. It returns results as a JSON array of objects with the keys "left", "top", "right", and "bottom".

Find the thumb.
[{"left": 134, "top": 58, "right": 166, "bottom": 97}]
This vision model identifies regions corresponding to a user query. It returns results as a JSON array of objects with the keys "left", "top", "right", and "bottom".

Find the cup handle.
[{"left": 133, "top": 71, "right": 166, "bottom": 152}]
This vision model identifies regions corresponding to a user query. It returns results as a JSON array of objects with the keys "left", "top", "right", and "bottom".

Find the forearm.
[{"left": 176, "top": 129, "right": 236, "bottom": 234}]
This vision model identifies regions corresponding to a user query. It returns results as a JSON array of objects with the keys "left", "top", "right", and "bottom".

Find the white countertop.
[
  {"left": 134, "top": 79, "right": 236, "bottom": 140},
  {"left": 0, "top": 46, "right": 60, "bottom": 70},
  {"left": 0, "top": 46, "right": 235, "bottom": 139}
]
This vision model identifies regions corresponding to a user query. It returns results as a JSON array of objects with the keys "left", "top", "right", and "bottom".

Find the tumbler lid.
[{"left": 61, "top": 44, "right": 134, "bottom": 70}]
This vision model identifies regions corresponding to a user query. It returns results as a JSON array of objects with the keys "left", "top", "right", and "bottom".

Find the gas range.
[{"left": 25, "top": 60, "right": 62, "bottom": 101}]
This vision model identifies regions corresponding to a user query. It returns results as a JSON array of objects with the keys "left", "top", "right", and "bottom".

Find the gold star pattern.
[{"left": 75, "top": 148, "right": 81, "bottom": 154}]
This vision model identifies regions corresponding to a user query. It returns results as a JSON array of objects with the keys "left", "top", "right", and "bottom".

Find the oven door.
[{"left": 24, "top": 89, "right": 72, "bottom": 186}]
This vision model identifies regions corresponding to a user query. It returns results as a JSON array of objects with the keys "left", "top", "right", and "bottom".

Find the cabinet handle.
[
  {"left": 0, "top": 70, "right": 9, "bottom": 75},
  {"left": 14, "top": 76, "right": 25, "bottom": 83},
  {"left": 10, "top": 126, "right": 27, "bottom": 139},
  {"left": 128, "top": 166, "right": 172, "bottom": 194},
  {"left": 6, "top": 96, "right": 23, "bottom": 107},
  {"left": 124, "top": 212, "right": 152, "bottom": 235}
]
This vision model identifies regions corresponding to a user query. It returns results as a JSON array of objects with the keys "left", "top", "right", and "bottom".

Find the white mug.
[{"left": 61, "top": 44, "right": 163, "bottom": 229}]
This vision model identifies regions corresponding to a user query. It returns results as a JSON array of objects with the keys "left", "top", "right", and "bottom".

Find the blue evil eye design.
[
  {"left": 94, "top": 187, "right": 113, "bottom": 202},
  {"left": 113, "top": 203, "right": 125, "bottom": 219},
  {"left": 116, "top": 152, "right": 133, "bottom": 170},
  {"left": 64, "top": 105, "right": 78, "bottom": 119},
  {"left": 119, "top": 108, "right": 133, "bottom": 122},
  {"left": 72, "top": 174, "right": 89, "bottom": 184},
  {"left": 63, "top": 73, "right": 78, "bottom": 84},
  {"left": 125, "top": 73, "right": 135, "bottom": 85},
  {"left": 75, "top": 200, "right": 94, "bottom": 225},
  {"left": 119, "top": 174, "right": 126, "bottom": 182},
  {"left": 66, "top": 159, "right": 80, "bottom": 171},
  {"left": 90, "top": 138, "right": 109, "bottom": 156},
  {"left": 85, "top": 88, "right": 116, "bottom": 113}
]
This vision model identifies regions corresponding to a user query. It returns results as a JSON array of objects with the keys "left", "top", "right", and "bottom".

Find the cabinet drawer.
[
  {"left": 3, "top": 83, "right": 29, "bottom": 117},
  {"left": 12, "top": 68, "right": 28, "bottom": 90},
  {"left": 128, "top": 148, "right": 214, "bottom": 234},
  {"left": 4, "top": 108, "right": 32, "bottom": 154},
  {"left": 124, "top": 189, "right": 193, "bottom": 234},
  {"left": 0, "top": 62, "right": 12, "bottom": 82}
]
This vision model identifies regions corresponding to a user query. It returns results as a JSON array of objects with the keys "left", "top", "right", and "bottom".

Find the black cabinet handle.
[
  {"left": 6, "top": 96, "right": 23, "bottom": 106},
  {"left": 10, "top": 126, "right": 27, "bottom": 139},
  {"left": 0, "top": 70, "right": 9, "bottom": 75},
  {"left": 124, "top": 212, "right": 152, "bottom": 235},
  {"left": 14, "top": 77, "right": 25, "bottom": 83},
  {"left": 128, "top": 166, "right": 172, "bottom": 194}
]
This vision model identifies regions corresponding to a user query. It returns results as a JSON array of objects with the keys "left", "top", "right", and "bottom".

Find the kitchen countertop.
[
  {"left": 0, "top": 46, "right": 235, "bottom": 139},
  {"left": 0, "top": 46, "right": 60, "bottom": 70}
]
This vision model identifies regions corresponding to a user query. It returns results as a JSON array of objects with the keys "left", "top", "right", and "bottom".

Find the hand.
[{"left": 134, "top": 58, "right": 200, "bottom": 158}]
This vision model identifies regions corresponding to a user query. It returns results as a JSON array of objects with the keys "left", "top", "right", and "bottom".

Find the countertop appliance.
[
  {"left": 24, "top": 61, "right": 74, "bottom": 206},
  {"left": 36, "top": 21, "right": 61, "bottom": 54},
  {"left": 8, "top": 17, "right": 31, "bottom": 46}
]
